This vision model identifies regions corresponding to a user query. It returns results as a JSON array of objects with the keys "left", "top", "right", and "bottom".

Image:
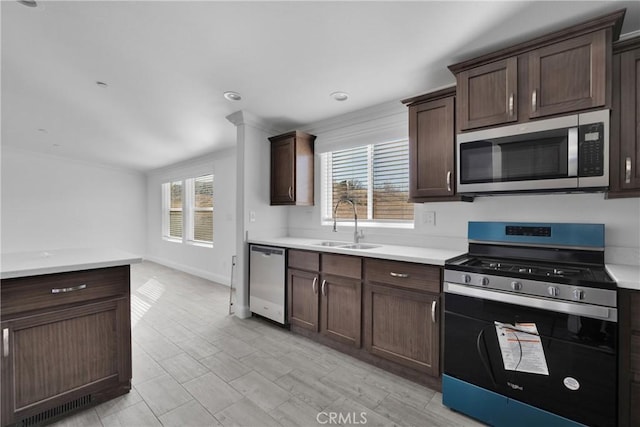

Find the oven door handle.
[
  {"left": 445, "top": 282, "right": 617, "bottom": 322},
  {"left": 476, "top": 326, "right": 498, "bottom": 387}
]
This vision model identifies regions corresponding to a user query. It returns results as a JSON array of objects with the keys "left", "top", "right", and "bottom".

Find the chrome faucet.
[{"left": 332, "top": 198, "right": 364, "bottom": 244}]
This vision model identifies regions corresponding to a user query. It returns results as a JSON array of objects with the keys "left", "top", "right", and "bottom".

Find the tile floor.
[{"left": 50, "top": 261, "right": 484, "bottom": 427}]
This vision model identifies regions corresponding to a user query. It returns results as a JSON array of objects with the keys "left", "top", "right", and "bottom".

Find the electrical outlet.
[
  {"left": 249, "top": 211, "right": 256, "bottom": 222},
  {"left": 423, "top": 210, "right": 436, "bottom": 226}
]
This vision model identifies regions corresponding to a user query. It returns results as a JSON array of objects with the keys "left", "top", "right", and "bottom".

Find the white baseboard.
[{"left": 143, "top": 255, "right": 230, "bottom": 286}]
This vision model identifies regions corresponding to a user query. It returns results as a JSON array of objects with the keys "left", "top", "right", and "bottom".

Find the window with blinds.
[
  {"left": 162, "top": 174, "right": 214, "bottom": 246},
  {"left": 169, "top": 181, "right": 183, "bottom": 238},
  {"left": 322, "top": 140, "right": 414, "bottom": 224},
  {"left": 191, "top": 175, "right": 213, "bottom": 243}
]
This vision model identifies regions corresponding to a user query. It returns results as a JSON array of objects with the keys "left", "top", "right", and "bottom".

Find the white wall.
[
  {"left": 145, "top": 147, "right": 237, "bottom": 284},
  {"left": 1, "top": 146, "right": 146, "bottom": 254},
  {"left": 286, "top": 101, "right": 640, "bottom": 266}
]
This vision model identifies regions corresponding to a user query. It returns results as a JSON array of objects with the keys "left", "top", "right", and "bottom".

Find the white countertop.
[
  {"left": 247, "top": 237, "right": 465, "bottom": 266},
  {"left": 606, "top": 264, "right": 640, "bottom": 291},
  {"left": 1, "top": 248, "right": 142, "bottom": 279}
]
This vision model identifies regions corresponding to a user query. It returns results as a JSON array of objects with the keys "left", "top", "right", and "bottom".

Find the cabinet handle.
[
  {"left": 446, "top": 171, "right": 452, "bottom": 192},
  {"left": 431, "top": 300, "right": 437, "bottom": 323},
  {"left": 312, "top": 276, "right": 318, "bottom": 294},
  {"left": 51, "top": 284, "right": 87, "bottom": 294},
  {"left": 3, "top": 328, "right": 8, "bottom": 358},
  {"left": 508, "top": 93, "right": 514, "bottom": 116},
  {"left": 531, "top": 90, "right": 537, "bottom": 112},
  {"left": 288, "top": 186, "right": 293, "bottom": 201},
  {"left": 626, "top": 157, "right": 632, "bottom": 184},
  {"left": 389, "top": 272, "right": 409, "bottom": 278},
  {"left": 321, "top": 279, "right": 327, "bottom": 296}
]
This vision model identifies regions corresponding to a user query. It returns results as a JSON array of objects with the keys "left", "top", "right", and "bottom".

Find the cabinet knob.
[
  {"left": 321, "top": 279, "right": 327, "bottom": 296},
  {"left": 446, "top": 171, "right": 452, "bottom": 192},
  {"left": 626, "top": 157, "right": 632, "bottom": 184},
  {"left": 312, "top": 276, "right": 318, "bottom": 294},
  {"left": 390, "top": 272, "right": 409, "bottom": 279},
  {"left": 531, "top": 90, "right": 537, "bottom": 112},
  {"left": 288, "top": 186, "right": 293, "bottom": 201}
]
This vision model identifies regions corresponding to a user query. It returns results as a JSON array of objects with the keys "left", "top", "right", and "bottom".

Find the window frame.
[
  {"left": 162, "top": 174, "right": 214, "bottom": 247},
  {"left": 321, "top": 140, "right": 415, "bottom": 229}
]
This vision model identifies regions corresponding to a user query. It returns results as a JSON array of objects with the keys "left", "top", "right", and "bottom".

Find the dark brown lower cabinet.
[
  {"left": 363, "top": 283, "right": 439, "bottom": 376},
  {"left": 320, "top": 274, "right": 362, "bottom": 347},
  {"left": 1, "top": 266, "right": 132, "bottom": 427},
  {"left": 286, "top": 251, "right": 443, "bottom": 387},
  {"left": 287, "top": 268, "right": 320, "bottom": 332}
]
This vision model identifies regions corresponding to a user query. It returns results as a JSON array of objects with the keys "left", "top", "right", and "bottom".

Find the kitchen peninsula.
[{"left": 1, "top": 248, "right": 141, "bottom": 427}]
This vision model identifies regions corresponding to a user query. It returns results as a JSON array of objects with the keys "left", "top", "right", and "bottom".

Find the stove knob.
[
  {"left": 548, "top": 286, "right": 559, "bottom": 297},
  {"left": 462, "top": 274, "right": 471, "bottom": 284},
  {"left": 511, "top": 281, "right": 522, "bottom": 291},
  {"left": 573, "top": 289, "right": 585, "bottom": 300},
  {"left": 481, "top": 277, "right": 490, "bottom": 287}
]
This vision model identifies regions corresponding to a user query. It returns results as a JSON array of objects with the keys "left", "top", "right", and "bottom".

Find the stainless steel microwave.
[{"left": 456, "top": 110, "right": 609, "bottom": 195}]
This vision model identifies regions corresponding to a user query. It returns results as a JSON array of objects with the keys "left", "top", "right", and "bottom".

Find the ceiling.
[{"left": 2, "top": 1, "right": 639, "bottom": 172}]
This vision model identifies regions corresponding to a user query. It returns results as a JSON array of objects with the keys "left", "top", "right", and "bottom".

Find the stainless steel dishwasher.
[{"left": 249, "top": 245, "right": 286, "bottom": 324}]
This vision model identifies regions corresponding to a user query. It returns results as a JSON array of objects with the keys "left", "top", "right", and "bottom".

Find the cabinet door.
[
  {"left": 320, "top": 275, "right": 362, "bottom": 348},
  {"left": 529, "top": 31, "right": 607, "bottom": 118},
  {"left": 363, "top": 283, "right": 439, "bottom": 376},
  {"left": 408, "top": 96, "right": 455, "bottom": 199},
  {"left": 1, "top": 299, "right": 131, "bottom": 425},
  {"left": 618, "top": 46, "right": 640, "bottom": 190},
  {"left": 457, "top": 57, "right": 518, "bottom": 130},
  {"left": 287, "top": 269, "right": 319, "bottom": 331},
  {"left": 271, "top": 137, "right": 295, "bottom": 205}
]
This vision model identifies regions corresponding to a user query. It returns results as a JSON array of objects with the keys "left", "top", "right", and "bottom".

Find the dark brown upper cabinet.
[
  {"left": 609, "top": 36, "right": 640, "bottom": 198},
  {"left": 269, "top": 131, "right": 316, "bottom": 206},
  {"left": 529, "top": 31, "right": 607, "bottom": 118},
  {"left": 403, "top": 87, "right": 468, "bottom": 202},
  {"left": 449, "top": 9, "right": 625, "bottom": 132},
  {"left": 456, "top": 58, "right": 518, "bottom": 130}
]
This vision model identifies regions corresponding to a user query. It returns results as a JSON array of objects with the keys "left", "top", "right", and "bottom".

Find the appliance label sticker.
[{"left": 494, "top": 321, "right": 549, "bottom": 376}]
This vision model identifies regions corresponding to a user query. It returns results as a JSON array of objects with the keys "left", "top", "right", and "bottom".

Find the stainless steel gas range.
[{"left": 443, "top": 222, "right": 617, "bottom": 427}]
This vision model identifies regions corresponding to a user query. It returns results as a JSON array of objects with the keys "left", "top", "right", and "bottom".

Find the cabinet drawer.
[
  {"left": 322, "top": 254, "right": 361, "bottom": 279},
  {"left": 288, "top": 250, "right": 319, "bottom": 272},
  {"left": 364, "top": 259, "right": 440, "bottom": 293},
  {"left": 1, "top": 266, "right": 128, "bottom": 317}
]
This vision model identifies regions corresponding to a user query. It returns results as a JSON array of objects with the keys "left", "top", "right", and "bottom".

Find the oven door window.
[
  {"left": 459, "top": 129, "right": 571, "bottom": 184},
  {"left": 444, "top": 293, "right": 616, "bottom": 427}
]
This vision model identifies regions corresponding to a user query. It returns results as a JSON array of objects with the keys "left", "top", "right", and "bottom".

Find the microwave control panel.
[{"left": 578, "top": 122, "right": 604, "bottom": 177}]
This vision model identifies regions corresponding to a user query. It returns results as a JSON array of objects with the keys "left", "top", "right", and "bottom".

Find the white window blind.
[
  {"left": 322, "top": 140, "right": 414, "bottom": 224},
  {"left": 191, "top": 174, "right": 213, "bottom": 243},
  {"left": 169, "top": 181, "right": 183, "bottom": 238}
]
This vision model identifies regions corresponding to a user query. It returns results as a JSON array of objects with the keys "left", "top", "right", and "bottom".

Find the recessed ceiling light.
[
  {"left": 330, "top": 91, "right": 349, "bottom": 102},
  {"left": 223, "top": 91, "right": 242, "bottom": 101},
  {"left": 96, "top": 81, "right": 108, "bottom": 88},
  {"left": 17, "top": 0, "right": 38, "bottom": 7}
]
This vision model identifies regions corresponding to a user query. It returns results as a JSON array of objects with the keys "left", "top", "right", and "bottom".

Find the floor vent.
[{"left": 19, "top": 394, "right": 92, "bottom": 426}]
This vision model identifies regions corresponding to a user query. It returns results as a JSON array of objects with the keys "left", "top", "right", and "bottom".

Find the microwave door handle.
[{"left": 568, "top": 127, "right": 578, "bottom": 177}]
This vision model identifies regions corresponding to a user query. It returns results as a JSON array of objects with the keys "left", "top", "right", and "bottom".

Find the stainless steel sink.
[
  {"left": 314, "top": 241, "right": 350, "bottom": 247},
  {"left": 338, "top": 243, "right": 381, "bottom": 250}
]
